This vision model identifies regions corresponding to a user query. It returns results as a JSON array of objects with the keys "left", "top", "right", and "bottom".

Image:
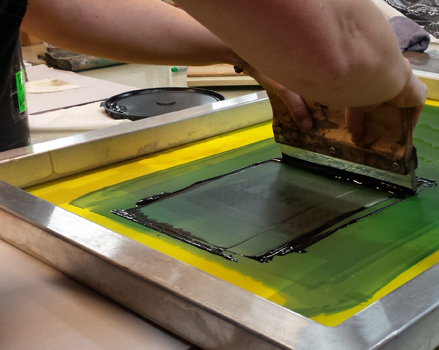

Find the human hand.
[
  {"left": 346, "top": 59, "right": 427, "bottom": 143},
  {"left": 237, "top": 61, "right": 313, "bottom": 131}
]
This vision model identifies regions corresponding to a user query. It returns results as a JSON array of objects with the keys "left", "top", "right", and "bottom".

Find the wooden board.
[
  {"left": 187, "top": 64, "right": 258, "bottom": 87},
  {"left": 187, "top": 64, "right": 238, "bottom": 77}
]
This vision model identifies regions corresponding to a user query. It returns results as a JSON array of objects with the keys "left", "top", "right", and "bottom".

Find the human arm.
[
  {"left": 21, "top": 0, "right": 312, "bottom": 129},
  {"left": 174, "top": 0, "right": 426, "bottom": 140},
  {"left": 21, "top": 0, "right": 241, "bottom": 66},
  {"left": 173, "top": 0, "right": 419, "bottom": 107},
  {"left": 346, "top": 58, "right": 426, "bottom": 142}
]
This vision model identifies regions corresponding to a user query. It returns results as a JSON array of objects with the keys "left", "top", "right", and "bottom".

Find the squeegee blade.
[{"left": 281, "top": 144, "right": 417, "bottom": 194}]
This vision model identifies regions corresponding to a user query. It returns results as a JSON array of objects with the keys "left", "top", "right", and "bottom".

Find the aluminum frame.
[
  {"left": 1, "top": 92, "right": 439, "bottom": 350},
  {"left": 0, "top": 92, "right": 271, "bottom": 188}
]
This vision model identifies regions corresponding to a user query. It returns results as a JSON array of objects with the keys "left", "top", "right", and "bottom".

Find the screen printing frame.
[{"left": 1, "top": 92, "right": 439, "bottom": 350}]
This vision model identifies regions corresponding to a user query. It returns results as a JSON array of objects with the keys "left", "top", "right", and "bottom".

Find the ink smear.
[{"left": 112, "top": 158, "right": 421, "bottom": 262}]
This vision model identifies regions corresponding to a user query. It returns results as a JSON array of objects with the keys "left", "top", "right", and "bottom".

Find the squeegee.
[{"left": 267, "top": 92, "right": 417, "bottom": 193}]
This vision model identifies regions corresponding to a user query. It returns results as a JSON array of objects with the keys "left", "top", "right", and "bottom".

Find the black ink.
[{"left": 113, "top": 157, "right": 433, "bottom": 263}]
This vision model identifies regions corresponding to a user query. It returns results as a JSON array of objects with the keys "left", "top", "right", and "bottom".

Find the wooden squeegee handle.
[{"left": 268, "top": 91, "right": 415, "bottom": 175}]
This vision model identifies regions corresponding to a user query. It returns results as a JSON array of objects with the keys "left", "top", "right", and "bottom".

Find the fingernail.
[{"left": 301, "top": 118, "right": 312, "bottom": 130}]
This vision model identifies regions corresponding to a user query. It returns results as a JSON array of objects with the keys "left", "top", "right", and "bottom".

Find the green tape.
[{"left": 15, "top": 68, "right": 27, "bottom": 113}]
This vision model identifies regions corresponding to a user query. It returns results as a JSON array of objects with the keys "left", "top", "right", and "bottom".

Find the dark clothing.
[
  {"left": 389, "top": 16, "right": 430, "bottom": 52},
  {"left": 0, "top": 0, "right": 28, "bottom": 102},
  {"left": 0, "top": 0, "right": 29, "bottom": 152}
]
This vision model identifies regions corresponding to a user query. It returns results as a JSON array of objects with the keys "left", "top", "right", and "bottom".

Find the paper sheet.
[
  {"left": 26, "top": 79, "right": 82, "bottom": 94},
  {"left": 26, "top": 65, "right": 138, "bottom": 114},
  {"left": 29, "top": 102, "right": 131, "bottom": 131}
]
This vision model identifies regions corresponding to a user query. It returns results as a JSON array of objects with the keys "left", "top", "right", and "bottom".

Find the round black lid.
[{"left": 101, "top": 87, "right": 226, "bottom": 121}]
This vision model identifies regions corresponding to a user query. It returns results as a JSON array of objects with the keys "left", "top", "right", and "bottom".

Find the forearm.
[
  {"left": 174, "top": 0, "right": 411, "bottom": 107},
  {"left": 21, "top": 0, "right": 241, "bottom": 66}
]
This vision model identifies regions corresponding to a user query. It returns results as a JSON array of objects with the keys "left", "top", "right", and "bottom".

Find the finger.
[
  {"left": 409, "top": 77, "right": 426, "bottom": 132},
  {"left": 412, "top": 104, "right": 424, "bottom": 132},
  {"left": 237, "top": 62, "right": 313, "bottom": 131},
  {"left": 277, "top": 87, "right": 312, "bottom": 130},
  {"left": 388, "top": 60, "right": 427, "bottom": 109},
  {"left": 346, "top": 107, "right": 366, "bottom": 142}
]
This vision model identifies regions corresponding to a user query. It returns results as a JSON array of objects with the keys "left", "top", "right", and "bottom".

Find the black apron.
[{"left": 0, "top": 0, "right": 30, "bottom": 152}]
